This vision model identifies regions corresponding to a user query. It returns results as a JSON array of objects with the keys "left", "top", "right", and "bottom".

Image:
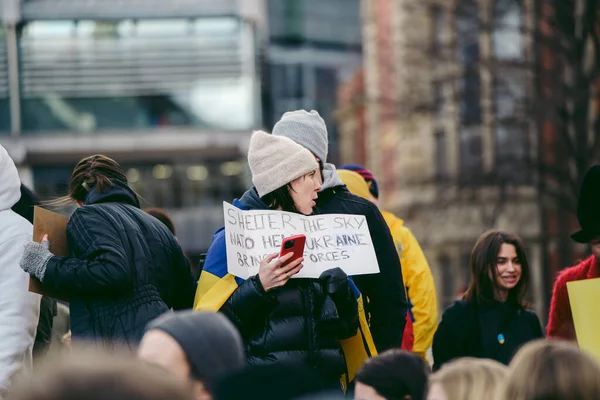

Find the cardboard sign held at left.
[{"left": 29, "top": 206, "right": 70, "bottom": 302}]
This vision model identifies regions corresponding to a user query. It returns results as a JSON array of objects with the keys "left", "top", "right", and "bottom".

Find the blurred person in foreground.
[
  {"left": 19, "top": 154, "right": 196, "bottom": 351},
  {"left": 0, "top": 146, "right": 41, "bottom": 394},
  {"left": 547, "top": 165, "right": 600, "bottom": 340},
  {"left": 432, "top": 230, "right": 543, "bottom": 370},
  {"left": 427, "top": 357, "right": 507, "bottom": 400},
  {"left": 145, "top": 207, "right": 176, "bottom": 236},
  {"left": 498, "top": 339, "right": 600, "bottom": 400},
  {"left": 194, "top": 131, "right": 362, "bottom": 388},
  {"left": 214, "top": 364, "right": 344, "bottom": 400},
  {"left": 337, "top": 167, "right": 438, "bottom": 360},
  {"left": 273, "top": 110, "right": 408, "bottom": 353},
  {"left": 8, "top": 351, "right": 194, "bottom": 400},
  {"left": 138, "top": 311, "right": 245, "bottom": 400},
  {"left": 354, "top": 349, "right": 430, "bottom": 400},
  {"left": 11, "top": 183, "right": 61, "bottom": 363}
]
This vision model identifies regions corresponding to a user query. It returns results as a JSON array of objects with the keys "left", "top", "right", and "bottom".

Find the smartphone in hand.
[{"left": 279, "top": 234, "right": 306, "bottom": 266}]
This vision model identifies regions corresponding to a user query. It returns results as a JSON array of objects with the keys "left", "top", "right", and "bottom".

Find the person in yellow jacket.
[{"left": 338, "top": 166, "right": 438, "bottom": 360}]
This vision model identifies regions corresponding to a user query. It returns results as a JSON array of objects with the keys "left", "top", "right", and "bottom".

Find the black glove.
[{"left": 319, "top": 267, "right": 349, "bottom": 297}]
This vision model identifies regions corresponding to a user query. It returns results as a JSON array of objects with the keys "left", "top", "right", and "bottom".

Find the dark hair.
[
  {"left": 69, "top": 154, "right": 128, "bottom": 202},
  {"left": 463, "top": 230, "right": 530, "bottom": 308},
  {"left": 355, "top": 349, "right": 430, "bottom": 400},
  {"left": 9, "top": 352, "right": 194, "bottom": 400},
  {"left": 144, "top": 208, "right": 176, "bottom": 236},
  {"left": 260, "top": 183, "right": 298, "bottom": 213}
]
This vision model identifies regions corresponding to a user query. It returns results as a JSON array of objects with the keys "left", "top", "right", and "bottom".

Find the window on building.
[
  {"left": 495, "top": 123, "right": 530, "bottom": 183},
  {"left": 435, "top": 130, "right": 448, "bottom": 181},
  {"left": 431, "top": 6, "right": 447, "bottom": 54},
  {"left": 19, "top": 18, "right": 256, "bottom": 134},
  {"left": 459, "top": 125, "right": 483, "bottom": 175},
  {"left": 492, "top": 0, "right": 524, "bottom": 60},
  {"left": 460, "top": 71, "right": 482, "bottom": 125},
  {"left": 494, "top": 67, "right": 529, "bottom": 183},
  {"left": 495, "top": 68, "right": 526, "bottom": 120},
  {"left": 33, "top": 160, "right": 247, "bottom": 210},
  {"left": 456, "top": 0, "right": 480, "bottom": 66},
  {"left": 433, "top": 82, "right": 447, "bottom": 122},
  {"left": 271, "top": 63, "right": 305, "bottom": 122}
]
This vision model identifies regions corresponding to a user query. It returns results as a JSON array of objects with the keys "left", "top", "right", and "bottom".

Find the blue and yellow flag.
[{"left": 193, "top": 200, "right": 377, "bottom": 387}]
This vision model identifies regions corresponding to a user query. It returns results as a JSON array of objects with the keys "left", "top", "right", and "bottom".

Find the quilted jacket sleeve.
[{"left": 43, "top": 207, "right": 133, "bottom": 297}]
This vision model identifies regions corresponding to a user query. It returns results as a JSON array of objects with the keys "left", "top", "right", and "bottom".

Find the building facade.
[
  {"left": 0, "top": 0, "right": 267, "bottom": 266},
  {"left": 263, "top": 0, "right": 363, "bottom": 164},
  {"left": 339, "top": 0, "right": 548, "bottom": 315}
]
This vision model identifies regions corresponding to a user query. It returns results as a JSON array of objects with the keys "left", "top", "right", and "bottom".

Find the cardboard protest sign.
[
  {"left": 29, "top": 206, "right": 70, "bottom": 302},
  {"left": 223, "top": 201, "right": 380, "bottom": 279},
  {"left": 567, "top": 278, "right": 600, "bottom": 363}
]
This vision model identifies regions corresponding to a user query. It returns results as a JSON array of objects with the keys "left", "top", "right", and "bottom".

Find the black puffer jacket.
[
  {"left": 315, "top": 184, "right": 407, "bottom": 352},
  {"left": 42, "top": 182, "right": 196, "bottom": 351},
  {"left": 220, "top": 189, "right": 359, "bottom": 380}
]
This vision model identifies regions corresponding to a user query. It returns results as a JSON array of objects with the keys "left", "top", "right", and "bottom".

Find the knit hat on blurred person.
[
  {"left": 272, "top": 110, "right": 328, "bottom": 163},
  {"left": 248, "top": 130, "right": 319, "bottom": 198},
  {"left": 145, "top": 311, "right": 245, "bottom": 390},
  {"left": 339, "top": 164, "right": 379, "bottom": 199},
  {"left": 337, "top": 170, "right": 371, "bottom": 201}
]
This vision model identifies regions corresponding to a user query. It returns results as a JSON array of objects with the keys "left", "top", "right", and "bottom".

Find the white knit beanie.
[{"left": 248, "top": 130, "right": 319, "bottom": 198}]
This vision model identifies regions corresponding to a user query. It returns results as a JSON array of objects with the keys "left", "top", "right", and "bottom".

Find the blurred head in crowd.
[
  {"left": 272, "top": 110, "right": 328, "bottom": 185},
  {"left": 11, "top": 184, "right": 39, "bottom": 224},
  {"left": 247, "top": 130, "right": 320, "bottom": 215},
  {"left": 355, "top": 349, "right": 430, "bottom": 400},
  {"left": 463, "top": 230, "right": 529, "bottom": 307},
  {"left": 145, "top": 207, "right": 176, "bottom": 236},
  {"left": 138, "top": 311, "right": 245, "bottom": 400},
  {"left": 8, "top": 352, "right": 193, "bottom": 400},
  {"left": 213, "top": 364, "right": 339, "bottom": 400},
  {"left": 337, "top": 170, "right": 372, "bottom": 202},
  {"left": 64, "top": 154, "right": 129, "bottom": 206},
  {"left": 427, "top": 357, "right": 507, "bottom": 400},
  {"left": 338, "top": 164, "right": 379, "bottom": 202},
  {"left": 500, "top": 339, "right": 600, "bottom": 400}
]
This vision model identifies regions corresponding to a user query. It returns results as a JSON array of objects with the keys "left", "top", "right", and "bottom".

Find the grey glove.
[{"left": 20, "top": 240, "right": 54, "bottom": 281}]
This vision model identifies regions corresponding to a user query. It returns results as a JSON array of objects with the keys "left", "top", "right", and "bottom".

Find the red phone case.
[{"left": 279, "top": 234, "right": 306, "bottom": 264}]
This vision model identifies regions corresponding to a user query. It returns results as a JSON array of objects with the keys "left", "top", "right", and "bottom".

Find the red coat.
[{"left": 547, "top": 255, "right": 600, "bottom": 340}]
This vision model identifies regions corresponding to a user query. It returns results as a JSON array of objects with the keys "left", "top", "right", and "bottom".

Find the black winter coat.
[
  {"left": 432, "top": 300, "right": 544, "bottom": 371},
  {"left": 315, "top": 185, "right": 407, "bottom": 352},
  {"left": 220, "top": 189, "right": 359, "bottom": 380},
  {"left": 43, "top": 182, "right": 196, "bottom": 351}
]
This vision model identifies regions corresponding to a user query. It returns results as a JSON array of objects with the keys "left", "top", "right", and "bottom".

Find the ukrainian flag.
[{"left": 193, "top": 201, "right": 377, "bottom": 388}]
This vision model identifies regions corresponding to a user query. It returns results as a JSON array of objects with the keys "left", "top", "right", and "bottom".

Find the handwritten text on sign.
[{"left": 223, "top": 202, "right": 380, "bottom": 279}]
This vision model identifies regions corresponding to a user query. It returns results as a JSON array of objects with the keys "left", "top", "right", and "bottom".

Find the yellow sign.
[{"left": 567, "top": 278, "right": 600, "bottom": 362}]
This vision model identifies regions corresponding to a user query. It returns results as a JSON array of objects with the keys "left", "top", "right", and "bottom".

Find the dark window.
[
  {"left": 459, "top": 125, "right": 483, "bottom": 174},
  {"left": 435, "top": 130, "right": 448, "bottom": 181},
  {"left": 431, "top": 6, "right": 446, "bottom": 54},
  {"left": 271, "top": 63, "right": 305, "bottom": 123},
  {"left": 459, "top": 71, "right": 481, "bottom": 125},
  {"left": 456, "top": 0, "right": 480, "bottom": 66},
  {"left": 494, "top": 122, "right": 530, "bottom": 183}
]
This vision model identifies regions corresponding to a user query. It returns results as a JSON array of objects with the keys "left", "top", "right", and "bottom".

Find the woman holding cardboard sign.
[
  {"left": 195, "top": 131, "right": 360, "bottom": 387},
  {"left": 432, "top": 231, "right": 543, "bottom": 371},
  {"left": 18, "top": 155, "right": 196, "bottom": 351}
]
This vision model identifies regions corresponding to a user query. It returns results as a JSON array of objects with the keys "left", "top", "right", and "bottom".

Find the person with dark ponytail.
[{"left": 18, "top": 154, "right": 196, "bottom": 351}]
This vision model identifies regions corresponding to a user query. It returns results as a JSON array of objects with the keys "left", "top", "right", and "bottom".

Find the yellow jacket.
[{"left": 380, "top": 210, "right": 438, "bottom": 358}]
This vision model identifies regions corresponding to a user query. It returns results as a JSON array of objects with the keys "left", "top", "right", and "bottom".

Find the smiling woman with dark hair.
[{"left": 432, "top": 230, "right": 544, "bottom": 371}]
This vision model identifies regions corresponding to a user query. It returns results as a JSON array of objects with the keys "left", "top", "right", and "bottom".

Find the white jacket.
[{"left": 0, "top": 145, "right": 40, "bottom": 395}]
